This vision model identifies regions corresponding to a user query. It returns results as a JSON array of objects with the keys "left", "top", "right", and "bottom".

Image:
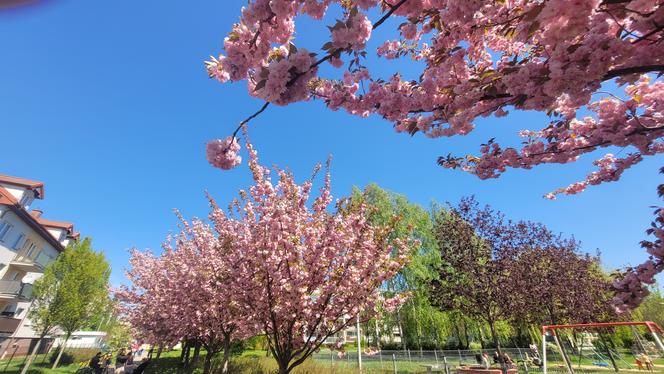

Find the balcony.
[
  {"left": 10, "top": 252, "right": 53, "bottom": 272},
  {"left": 0, "top": 281, "right": 32, "bottom": 300},
  {"left": 0, "top": 316, "right": 21, "bottom": 334}
]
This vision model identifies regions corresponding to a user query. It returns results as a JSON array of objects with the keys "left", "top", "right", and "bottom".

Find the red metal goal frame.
[{"left": 540, "top": 321, "right": 664, "bottom": 374}]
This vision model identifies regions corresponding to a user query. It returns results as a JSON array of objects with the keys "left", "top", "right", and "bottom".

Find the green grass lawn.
[
  {"left": 1, "top": 348, "right": 662, "bottom": 374},
  {"left": 0, "top": 351, "right": 85, "bottom": 374}
]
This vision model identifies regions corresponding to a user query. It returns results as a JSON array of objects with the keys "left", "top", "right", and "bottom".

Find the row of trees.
[
  {"left": 350, "top": 186, "right": 620, "bottom": 373},
  {"left": 120, "top": 139, "right": 641, "bottom": 374}
]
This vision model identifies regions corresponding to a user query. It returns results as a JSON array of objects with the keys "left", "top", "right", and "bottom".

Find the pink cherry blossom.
[{"left": 206, "top": 136, "right": 241, "bottom": 170}]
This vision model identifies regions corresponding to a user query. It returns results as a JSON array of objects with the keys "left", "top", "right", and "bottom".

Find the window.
[
  {"left": 12, "top": 233, "right": 25, "bottom": 250},
  {"left": 19, "top": 192, "right": 33, "bottom": 208},
  {"left": 1, "top": 303, "right": 16, "bottom": 317},
  {"left": 25, "top": 241, "right": 37, "bottom": 257},
  {"left": 0, "top": 221, "right": 12, "bottom": 242}
]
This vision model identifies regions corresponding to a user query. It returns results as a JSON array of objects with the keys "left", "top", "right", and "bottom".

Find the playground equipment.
[{"left": 541, "top": 321, "right": 664, "bottom": 374}]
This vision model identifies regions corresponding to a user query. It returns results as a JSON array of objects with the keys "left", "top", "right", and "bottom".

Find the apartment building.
[{"left": 0, "top": 175, "right": 77, "bottom": 355}]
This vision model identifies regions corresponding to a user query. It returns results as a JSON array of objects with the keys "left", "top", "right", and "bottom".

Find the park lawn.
[
  {"left": 4, "top": 348, "right": 662, "bottom": 374},
  {"left": 0, "top": 354, "right": 83, "bottom": 374}
]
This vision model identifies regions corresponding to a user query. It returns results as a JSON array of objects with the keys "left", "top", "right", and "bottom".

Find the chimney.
[{"left": 30, "top": 209, "right": 43, "bottom": 219}]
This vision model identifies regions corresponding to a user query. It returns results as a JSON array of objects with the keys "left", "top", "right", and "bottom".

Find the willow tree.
[{"left": 350, "top": 184, "right": 444, "bottom": 350}]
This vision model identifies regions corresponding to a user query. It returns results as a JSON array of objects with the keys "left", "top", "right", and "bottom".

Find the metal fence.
[
  {"left": 308, "top": 347, "right": 637, "bottom": 374},
  {"left": 312, "top": 349, "right": 524, "bottom": 373}
]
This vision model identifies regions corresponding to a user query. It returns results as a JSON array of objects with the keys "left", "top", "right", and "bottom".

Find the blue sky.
[{"left": 0, "top": 0, "right": 662, "bottom": 287}]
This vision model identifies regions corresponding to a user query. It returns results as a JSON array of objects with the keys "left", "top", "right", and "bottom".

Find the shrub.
[{"left": 49, "top": 348, "right": 99, "bottom": 367}]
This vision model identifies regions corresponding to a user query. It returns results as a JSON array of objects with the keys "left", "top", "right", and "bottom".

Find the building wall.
[
  {"left": 0, "top": 336, "right": 54, "bottom": 358},
  {"left": 0, "top": 187, "right": 28, "bottom": 207},
  {"left": 0, "top": 211, "right": 60, "bottom": 339}
]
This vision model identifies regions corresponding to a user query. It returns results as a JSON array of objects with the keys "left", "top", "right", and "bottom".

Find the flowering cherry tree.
[
  {"left": 117, "top": 224, "right": 256, "bottom": 374},
  {"left": 204, "top": 0, "right": 664, "bottom": 309},
  {"left": 206, "top": 139, "right": 412, "bottom": 374},
  {"left": 121, "top": 135, "right": 412, "bottom": 374}
]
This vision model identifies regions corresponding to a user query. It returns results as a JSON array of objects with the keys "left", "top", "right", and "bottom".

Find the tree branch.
[
  {"left": 225, "top": 0, "right": 410, "bottom": 142},
  {"left": 603, "top": 65, "right": 664, "bottom": 80}
]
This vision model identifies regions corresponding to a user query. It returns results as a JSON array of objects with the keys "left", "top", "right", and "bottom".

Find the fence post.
[
  {"left": 435, "top": 350, "right": 439, "bottom": 366},
  {"left": 543, "top": 334, "right": 548, "bottom": 374},
  {"left": 393, "top": 353, "right": 397, "bottom": 374},
  {"left": 408, "top": 349, "right": 412, "bottom": 362},
  {"left": 458, "top": 349, "right": 463, "bottom": 365},
  {"left": 444, "top": 356, "right": 450, "bottom": 374}
]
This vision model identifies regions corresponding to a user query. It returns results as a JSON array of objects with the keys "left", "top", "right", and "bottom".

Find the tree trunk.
[
  {"left": 488, "top": 320, "right": 508, "bottom": 374},
  {"left": 203, "top": 347, "right": 216, "bottom": 374},
  {"left": 397, "top": 310, "right": 407, "bottom": 352},
  {"left": 51, "top": 334, "right": 70, "bottom": 369},
  {"left": 156, "top": 344, "right": 163, "bottom": 359},
  {"left": 180, "top": 340, "right": 189, "bottom": 364},
  {"left": 220, "top": 337, "right": 232, "bottom": 374},
  {"left": 191, "top": 341, "right": 202, "bottom": 367},
  {"left": 20, "top": 335, "right": 44, "bottom": 374},
  {"left": 477, "top": 324, "right": 485, "bottom": 350},
  {"left": 277, "top": 358, "right": 290, "bottom": 374},
  {"left": 462, "top": 319, "right": 470, "bottom": 349}
]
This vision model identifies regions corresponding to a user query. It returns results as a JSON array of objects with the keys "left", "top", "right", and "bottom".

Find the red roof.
[
  {"left": 38, "top": 218, "right": 80, "bottom": 239},
  {"left": 0, "top": 186, "right": 64, "bottom": 251},
  {"left": 0, "top": 175, "right": 45, "bottom": 199},
  {"left": 38, "top": 218, "right": 74, "bottom": 230},
  {"left": 0, "top": 175, "right": 79, "bottom": 251}
]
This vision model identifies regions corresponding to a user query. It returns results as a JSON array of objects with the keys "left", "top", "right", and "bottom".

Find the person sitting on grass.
[
  {"left": 636, "top": 354, "right": 645, "bottom": 371},
  {"left": 89, "top": 352, "right": 103, "bottom": 374},
  {"left": 502, "top": 353, "right": 515, "bottom": 369},
  {"left": 643, "top": 354, "right": 654, "bottom": 372},
  {"left": 482, "top": 352, "right": 491, "bottom": 369},
  {"left": 132, "top": 358, "right": 151, "bottom": 374}
]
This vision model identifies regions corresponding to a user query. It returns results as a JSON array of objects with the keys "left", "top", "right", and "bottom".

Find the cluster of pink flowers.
[
  {"left": 546, "top": 153, "right": 642, "bottom": 199},
  {"left": 380, "top": 291, "right": 411, "bottom": 313},
  {"left": 613, "top": 259, "right": 664, "bottom": 313},
  {"left": 206, "top": 136, "right": 241, "bottom": 170},
  {"left": 447, "top": 77, "right": 664, "bottom": 185},
  {"left": 377, "top": 40, "right": 401, "bottom": 59},
  {"left": 250, "top": 47, "right": 318, "bottom": 105},
  {"left": 330, "top": 10, "right": 373, "bottom": 50}
]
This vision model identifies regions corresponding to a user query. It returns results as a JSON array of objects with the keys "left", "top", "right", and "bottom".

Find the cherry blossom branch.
[
  {"left": 230, "top": 101, "right": 270, "bottom": 140},
  {"left": 372, "top": 0, "right": 409, "bottom": 30},
  {"left": 603, "top": 65, "right": 664, "bottom": 80},
  {"left": 225, "top": 0, "right": 411, "bottom": 144}
]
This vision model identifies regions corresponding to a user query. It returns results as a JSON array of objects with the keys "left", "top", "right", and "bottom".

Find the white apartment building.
[{"left": 0, "top": 175, "right": 78, "bottom": 356}]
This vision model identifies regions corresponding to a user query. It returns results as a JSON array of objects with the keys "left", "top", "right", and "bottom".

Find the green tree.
[
  {"left": 634, "top": 287, "right": 664, "bottom": 327},
  {"left": 349, "top": 184, "right": 443, "bottom": 350},
  {"left": 104, "top": 320, "right": 134, "bottom": 352},
  {"left": 21, "top": 238, "right": 111, "bottom": 373}
]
